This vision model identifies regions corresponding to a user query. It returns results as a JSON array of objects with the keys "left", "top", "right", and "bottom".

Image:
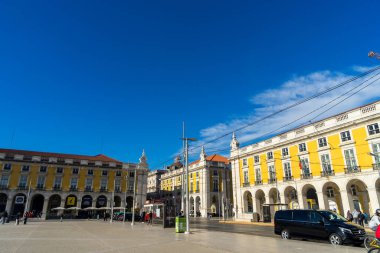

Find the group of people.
[{"left": 346, "top": 209, "right": 368, "bottom": 226}]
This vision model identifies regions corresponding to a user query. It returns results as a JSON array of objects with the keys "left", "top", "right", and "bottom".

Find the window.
[
  {"left": 22, "top": 165, "right": 30, "bottom": 172},
  {"left": 351, "top": 185, "right": 357, "bottom": 196},
  {"left": 72, "top": 168, "right": 79, "bottom": 174},
  {"left": 196, "top": 172, "right": 199, "bottom": 177},
  {"left": 318, "top": 137, "right": 327, "bottom": 148},
  {"left": 54, "top": 177, "right": 62, "bottom": 188},
  {"left": 299, "top": 143, "right": 307, "bottom": 152},
  {"left": 268, "top": 165, "right": 276, "bottom": 180},
  {"left": 293, "top": 210, "right": 310, "bottom": 222},
  {"left": 243, "top": 170, "right": 249, "bottom": 183},
  {"left": 116, "top": 171, "right": 121, "bottom": 177},
  {"left": 0, "top": 175, "right": 9, "bottom": 187},
  {"left": 102, "top": 170, "right": 108, "bottom": 176},
  {"left": 37, "top": 176, "right": 45, "bottom": 188},
  {"left": 40, "top": 166, "right": 47, "bottom": 172},
  {"left": 213, "top": 179, "right": 219, "bottom": 191},
  {"left": 283, "top": 162, "right": 292, "bottom": 179},
  {"left": 344, "top": 149, "right": 358, "bottom": 170},
  {"left": 100, "top": 178, "right": 107, "bottom": 190},
  {"left": 242, "top": 158, "right": 247, "bottom": 167},
  {"left": 190, "top": 173, "right": 193, "bottom": 178},
  {"left": 129, "top": 171, "right": 135, "bottom": 177},
  {"left": 128, "top": 181, "right": 134, "bottom": 191},
  {"left": 300, "top": 158, "right": 310, "bottom": 175},
  {"left": 320, "top": 154, "right": 332, "bottom": 173},
  {"left": 255, "top": 167, "right": 262, "bottom": 181},
  {"left": 85, "top": 178, "right": 92, "bottom": 189},
  {"left": 368, "top": 123, "right": 380, "bottom": 135},
  {"left": 254, "top": 155, "right": 260, "bottom": 163},
  {"left": 56, "top": 167, "right": 63, "bottom": 174},
  {"left": 115, "top": 179, "right": 121, "bottom": 191},
  {"left": 19, "top": 175, "right": 28, "bottom": 187},
  {"left": 276, "top": 211, "right": 292, "bottom": 220},
  {"left": 213, "top": 170, "right": 218, "bottom": 176},
  {"left": 282, "top": 148, "right": 289, "bottom": 157},
  {"left": 326, "top": 187, "right": 334, "bottom": 198},
  {"left": 70, "top": 178, "right": 77, "bottom": 189},
  {"left": 196, "top": 181, "right": 199, "bottom": 191},
  {"left": 88, "top": 169, "right": 93, "bottom": 175},
  {"left": 310, "top": 212, "right": 323, "bottom": 223},
  {"left": 372, "top": 143, "right": 380, "bottom": 166},
  {"left": 3, "top": 163, "right": 11, "bottom": 170},
  {"left": 340, "top": 131, "right": 351, "bottom": 142}
]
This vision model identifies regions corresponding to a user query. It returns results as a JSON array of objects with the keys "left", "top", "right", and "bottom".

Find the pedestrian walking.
[
  {"left": 346, "top": 210, "right": 353, "bottom": 222},
  {"left": 352, "top": 209, "right": 359, "bottom": 224},
  {"left": 149, "top": 211, "right": 153, "bottom": 225},
  {"left": 60, "top": 213, "right": 63, "bottom": 222},
  {"left": 23, "top": 212, "right": 28, "bottom": 225},
  {"left": 15, "top": 213, "right": 20, "bottom": 225},
  {"left": 1, "top": 211, "right": 7, "bottom": 225},
  {"left": 358, "top": 211, "right": 364, "bottom": 227}
]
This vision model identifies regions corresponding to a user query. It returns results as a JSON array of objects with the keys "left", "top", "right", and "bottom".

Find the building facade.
[
  {"left": 0, "top": 148, "right": 148, "bottom": 219},
  {"left": 160, "top": 147, "right": 233, "bottom": 218},
  {"left": 146, "top": 169, "right": 166, "bottom": 200},
  {"left": 230, "top": 100, "right": 380, "bottom": 221}
]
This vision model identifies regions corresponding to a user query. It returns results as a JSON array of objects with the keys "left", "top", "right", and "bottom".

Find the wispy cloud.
[{"left": 192, "top": 66, "right": 380, "bottom": 157}]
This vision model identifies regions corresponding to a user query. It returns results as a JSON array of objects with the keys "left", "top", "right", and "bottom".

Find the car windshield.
[{"left": 319, "top": 211, "right": 347, "bottom": 222}]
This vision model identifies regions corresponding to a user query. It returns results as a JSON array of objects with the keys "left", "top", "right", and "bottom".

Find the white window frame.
[
  {"left": 268, "top": 164, "right": 276, "bottom": 180},
  {"left": 282, "top": 148, "right": 289, "bottom": 157},
  {"left": 37, "top": 175, "right": 45, "bottom": 187},
  {"left": 340, "top": 130, "right": 352, "bottom": 142},
  {"left": 255, "top": 166, "right": 262, "bottom": 182},
  {"left": 368, "top": 123, "right": 380, "bottom": 135},
  {"left": 242, "top": 158, "right": 248, "bottom": 167},
  {"left": 343, "top": 148, "right": 358, "bottom": 171},
  {"left": 283, "top": 162, "right": 292, "bottom": 179},
  {"left": 300, "top": 157, "right": 310, "bottom": 175},
  {"left": 19, "top": 175, "right": 28, "bottom": 187},
  {"left": 54, "top": 176, "right": 62, "bottom": 188},
  {"left": 318, "top": 137, "right": 328, "bottom": 148},
  {"left": 254, "top": 155, "right": 260, "bottom": 164},
  {"left": 0, "top": 174, "right": 9, "bottom": 187},
  {"left": 299, "top": 143, "right": 307, "bottom": 152},
  {"left": 267, "top": 152, "right": 273, "bottom": 160}
]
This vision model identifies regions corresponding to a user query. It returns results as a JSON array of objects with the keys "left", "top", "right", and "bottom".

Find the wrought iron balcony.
[
  {"left": 99, "top": 187, "right": 108, "bottom": 192},
  {"left": 301, "top": 173, "right": 313, "bottom": 179},
  {"left": 344, "top": 166, "right": 361, "bottom": 174},
  {"left": 268, "top": 178, "right": 277, "bottom": 184},
  {"left": 18, "top": 185, "right": 27, "bottom": 190},
  {"left": 84, "top": 187, "right": 93, "bottom": 192},
  {"left": 36, "top": 185, "right": 45, "bottom": 190},
  {"left": 283, "top": 176, "right": 294, "bottom": 182},
  {"left": 53, "top": 186, "right": 61, "bottom": 191},
  {"left": 0, "top": 185, "right": 8, "bottom": 190},
  {"left": 243, "top": 182, "right": 250, "bottom": 187},
  {"left": 255, "top": 180, "right": 263, "bottom": 185},
  {"left": 70, "top": 186, "right": 77, "bottom": 191},
  {"left": 195, "top": 189, "right": 200, "bottom": 193},
  {"left": 373, "top": 163, "right": 380, "bottom": 171},
  {"left": 321, "top": 170, "right": 335, "bottom": 177}
]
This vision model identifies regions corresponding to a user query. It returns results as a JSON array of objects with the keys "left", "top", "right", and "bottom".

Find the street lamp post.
[
  {"left": 131, "top": 167, "right": 138, "bottom": 226},
  {"left": 123, "top": 175, "right": 127, "bottom": 223},
  {"left": 182, "top": 137, "right": 197, "bottom": 235}
]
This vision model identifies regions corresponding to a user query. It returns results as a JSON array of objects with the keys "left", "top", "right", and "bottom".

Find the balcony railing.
[
  {"left": 84, "top": 187, "right": 93, "bottom": 192},
  {"left": 243, "top": 182, "right": 250, "bottom": 187},
  {"left": 0, "top": 185, "right": 8, "bottom": 190},
  {"left": 321, "top": 170, "right": 335, "bottom": 177},
  {"left": 18, "top": 185, "right": 27, "bottom": 190},
  {"left": 127, "top": 190, "right": 134, "bottom": 194},
  {"left": 70, "top": 186, "right": 77, "bottom": 191},
  {"left": 255, "top": 180, "right": 263, "bottom": 185},
  {"left": 373, "top": 163, "right": 380, "bottom": 171},
  {"left": 53, "top": 186, "right": 61, "bottom": 191},
  {"left": 283, "top": 176, "right": 294, "bottom": 182},
  {"left": 268, "top": 178, "right": 277, "bottom": 184},
  {"left": 301, "top": 173, "right": 313, "bottom": 180},
  {"left": 115, "top": 188, "right": 121, "bottom": 193},
  {"left": 36, "top": 185, "right": 45, "bottom": 190},
  {"left": 345, "top": 166, "right": 361, "bottom": 174},
  {"left": 99, "top": 187, "right": 108, "bottom": 192}
]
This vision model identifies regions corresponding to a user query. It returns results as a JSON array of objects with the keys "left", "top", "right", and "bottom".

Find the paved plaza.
[{"left": 0, "top": 220, "right": 364, "bottom": 253}]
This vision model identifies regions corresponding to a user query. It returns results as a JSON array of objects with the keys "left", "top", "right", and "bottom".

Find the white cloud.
[{"left": 192, "top": 66, "right": 380, "bottom": 158}]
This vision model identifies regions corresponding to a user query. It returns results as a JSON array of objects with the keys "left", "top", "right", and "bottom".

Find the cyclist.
[{"left": 369, "top": 209, "right": 380, "bottom": 231}]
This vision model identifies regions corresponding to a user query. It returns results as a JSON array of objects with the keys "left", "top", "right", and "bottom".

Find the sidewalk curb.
[{"left": 219, "top": 220, "right": 274, "bottom": 227}]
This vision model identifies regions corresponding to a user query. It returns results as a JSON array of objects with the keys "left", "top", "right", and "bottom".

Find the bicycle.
[{"left": 365, "top": 235, "right": 380, "bottom": 252}]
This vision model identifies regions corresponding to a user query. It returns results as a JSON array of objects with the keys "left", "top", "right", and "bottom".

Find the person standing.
[
  {"left": 1, "top": 211, "right": 7, "bottom": 225},
  {"left": 346, "top": 210, "right": 353, "bottom": 222},
  {"left": 352, "top": 209, "right": 359, "bottom": 224},
  {"left": 149, "top": 211, "right": 153, "bottom": 225},
  {"left": 23, "top": 212, "right": 28, "bottom": 225},
  {"left": 60, "top": 213, "right": 63, "bottom": 222},
  {"left": 15, "top": 213, "right": 20, "bottom": 225},
  {"left": 358, "top": 210, "right": 364, "bottom": 227}
]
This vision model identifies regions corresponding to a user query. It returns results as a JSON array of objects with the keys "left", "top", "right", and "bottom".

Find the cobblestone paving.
[{"left": 0, "top": 220, "right": 363, "bottom": 253}]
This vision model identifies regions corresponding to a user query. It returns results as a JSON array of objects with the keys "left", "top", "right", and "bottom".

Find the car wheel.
[
  {"left": 281, "top": 229, "right": 290, "bottom": 239},
  {"left": 329, "top": 233, "right": 343, "bottom": 245}
]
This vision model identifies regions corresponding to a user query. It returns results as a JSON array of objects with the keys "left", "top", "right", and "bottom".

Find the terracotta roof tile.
[
  {"left": 189, "top": 154, "right": 229, "bottom": 166},
  {"left": 0, "top": 148, "right": 122, "bottom": 164}
]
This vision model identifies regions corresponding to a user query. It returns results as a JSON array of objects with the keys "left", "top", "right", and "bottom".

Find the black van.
[{"left": 274, "top": 209, "right": 366, "bottom": 245}]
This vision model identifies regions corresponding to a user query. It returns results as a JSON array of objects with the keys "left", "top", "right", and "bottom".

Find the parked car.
[{"left": 274, "top": 209, "right": 366, "bottom": 245}]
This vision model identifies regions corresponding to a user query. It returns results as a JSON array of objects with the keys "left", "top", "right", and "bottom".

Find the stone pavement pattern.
[{"left": 0, "top": 220, "right": 363, "bottom": 253}]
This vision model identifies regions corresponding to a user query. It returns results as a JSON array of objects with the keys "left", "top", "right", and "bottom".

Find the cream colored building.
[
  {"left": 230, "top": 100, "right": 380, "bottom": 221},
  {"left": 160, "top": 148, "right": 232, "bottom": 217}
]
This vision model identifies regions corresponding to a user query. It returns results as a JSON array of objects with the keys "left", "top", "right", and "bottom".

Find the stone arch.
[
  {"left": 30, "top": 194, "right": 44, "bottom": 216},
  {"left": 284, "top": 186, "right": 298, "bottom": 209},
  {"left": 47, "top": 194, "right": 61, "bottom": 216},
  {"left": 346, "top": 178, "right": 369, "bottom": 214},
  {"left": 64, "top": 194, "right": 78, "bottom": 208},
  {"left": 11, "top": 193, "right": 27, "bottom": 215},
  {"left": 243, "top": 191, "right": 253, "bottom": 213},
  {"left": 302, "top": 184, "right": 319, "bottom": 209},
  {"left": 114, "top": 196, "right": 121, "bottom": 207},
  {"left": 322, "top": 182, "right": 343, "bottom": 215},
  {"left": 96, "top": 195, "right": 107, "bottom": 208},
  {"left": 81, "top": 195, "right": 93, "bottom": 209},
  {"left": 126, "top": 196, "right": 133, "bottom": 211},
  {"left": 255, "top": 189, "right": 265, "bottom": 219},
  {"left": 0, "top": 193, "right": 7, "bottom": 212},
  {"left": 195, "top": 196, "right": 201, "bottom": 217}
]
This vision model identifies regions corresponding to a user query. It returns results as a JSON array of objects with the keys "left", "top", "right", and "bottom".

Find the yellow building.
[
  {"left": 230, "top": 101, "right": 380, "bottom": 221},
  {"left": 160, "top": 147, "right": 232, "bottom": 218},
  {"left": 0, "top": 149, "right": 148, "bottom": 219}
]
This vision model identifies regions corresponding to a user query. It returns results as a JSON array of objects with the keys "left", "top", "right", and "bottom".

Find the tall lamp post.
[
  {"left": 131, "top": 166, "right": 138, "bottom": 226},
  {"left": 182, "top": 137, "right": 197, "bottom": 235}
]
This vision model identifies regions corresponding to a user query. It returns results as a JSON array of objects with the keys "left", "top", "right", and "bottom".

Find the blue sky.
[{"left": 0, "top": 1, "right": 380, "bottom": 168}]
